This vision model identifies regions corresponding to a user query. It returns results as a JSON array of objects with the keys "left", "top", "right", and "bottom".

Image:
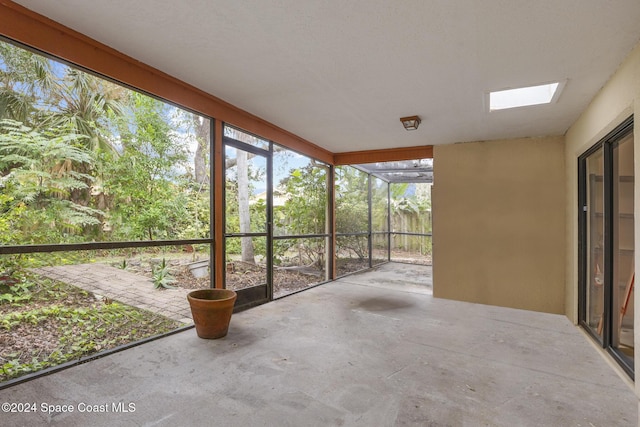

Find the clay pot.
[{"left": 187, "top": 289, "right": 237, "bottom": 339}]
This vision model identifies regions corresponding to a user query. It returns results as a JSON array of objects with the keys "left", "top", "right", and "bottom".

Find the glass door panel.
[
  {"left": 585, "top": 147, "right": 605, "bottom": 340},
  {"left": 612, "top": 133, "right": 634, "bottom": 367}
]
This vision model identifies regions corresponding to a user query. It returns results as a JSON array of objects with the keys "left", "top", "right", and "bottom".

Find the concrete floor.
[{"left": 0, "top": 263, "right": 636, "bottom": 426}]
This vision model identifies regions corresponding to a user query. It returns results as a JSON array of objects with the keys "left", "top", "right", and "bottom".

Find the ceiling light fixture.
[{"left": 400, "top": 116, "right": 421, "bottom": 131}]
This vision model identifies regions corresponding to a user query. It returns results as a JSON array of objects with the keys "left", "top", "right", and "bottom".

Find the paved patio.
[{"left": 33, "top": 264, "right": 194, "bottom": 324}]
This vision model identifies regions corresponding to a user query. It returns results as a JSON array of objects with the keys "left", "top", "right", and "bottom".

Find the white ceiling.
[{"left": 14, "top": 0, "right": 640, "bottom": 153}]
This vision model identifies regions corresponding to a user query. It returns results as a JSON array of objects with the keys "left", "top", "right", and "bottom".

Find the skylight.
[{"left": 489, "top": 82, "right": 561, "bottom": 111}]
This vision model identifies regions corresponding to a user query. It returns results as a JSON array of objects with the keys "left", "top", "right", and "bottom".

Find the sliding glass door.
[{"left": 579, "top": 117, "right": 634, "bottom": 377}]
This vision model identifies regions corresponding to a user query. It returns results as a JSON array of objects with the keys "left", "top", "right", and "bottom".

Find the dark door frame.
[{"left": 223, "top": 134, "right": 273, "bottom": 311}]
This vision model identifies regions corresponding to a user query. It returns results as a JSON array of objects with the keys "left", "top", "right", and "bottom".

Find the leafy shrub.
[{"left": 151, "top": 258, "right": 176, "bottom": 289}]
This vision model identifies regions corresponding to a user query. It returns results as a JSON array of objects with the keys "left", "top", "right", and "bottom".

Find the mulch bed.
[
  {"left": 164, "top": 256, "right": 423, "bottom": 296},
  {"left": 126, "top": 259, "right": 326, "bottom": 297},
  {"left": 173, "top": 258, "right": 380, "bottom": 297},
  {"left": 0, "top": 279, "right": 179, "bottom": 383}
]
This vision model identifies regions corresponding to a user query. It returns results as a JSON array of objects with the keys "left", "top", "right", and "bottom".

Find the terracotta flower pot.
[{"left": 187, "top": 289, "right": 237, "bottom": 339}]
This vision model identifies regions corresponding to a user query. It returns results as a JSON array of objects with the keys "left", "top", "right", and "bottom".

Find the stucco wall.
[{"left": 432, "top": 136, "right": 566, "bottom": 314}]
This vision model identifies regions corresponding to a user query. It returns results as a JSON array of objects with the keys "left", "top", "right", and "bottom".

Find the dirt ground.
[
  {"left": 151, "top": 253, "right": 430, "bottom": 298},
  {"left": 123, "top": 258, "right": 325, "bottom": 298},
  {"left": 125, "top": 256, "right": 397, "bottom": 298}
]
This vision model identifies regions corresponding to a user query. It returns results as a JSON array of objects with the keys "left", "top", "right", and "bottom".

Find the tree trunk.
[
  {"left": 194, "top": 116, "right": 209, "bottom": 187},
  {"left": 236, "top": 150, "right": 254, "bottom": 263}
]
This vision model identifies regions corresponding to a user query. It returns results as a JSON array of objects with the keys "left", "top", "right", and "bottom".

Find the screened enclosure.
[
  {"left": 0, "top": 37, "right": 212, "bottom": 384},
  {"left": 0, "top": 36, "right": 433, "bottom": 385}
]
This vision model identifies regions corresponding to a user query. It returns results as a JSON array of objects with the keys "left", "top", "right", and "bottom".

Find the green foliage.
[
  {"left": 225, "top": 238, "right": 241, "bottom": 255},
  {"left": 336, "top": 235, "right": 369, "bottom": 260},
  {"left": 334, "top": 167, "right": 432, "bottom": 259},
  {"left": 0, "top": 38, "right": 209, "bottom": 384},
  {"left": 151, "top": 258, "right": 176, "bottom": 289},
  {"left": 101, "top": 93, "right": 192, "bottom": 241},
  {"left": 178, "top": 186, "right": 210, "bottom": 240},
  {"left": 335, "top": 166, "right": 369, "bottom": 258},
  {"left": 278, "top": 166, "right": 328, "bottom": 235},
  {"left": 44, "top": 68, "right": 125, "bottom": 155},
  {"left": 1, "top": 40, "right": 210, "bottom": 245},
  {"left": 335, "top": 167, "right": 368, "bottom": 230},
  {"left": 0, "top": 252, "right": 94, "bottom": 309},
  {"left": 0, "top": 42, "right": 55, "bottom": 124},
  {"left": 0, "top": 269, "right": 34, "bottom": 304},
  {"left": 0, "top": 193, "right": 25, "bottom": 245},
  {"left": 0, "top": 120, "right": 104, "bottom": 243},
  {"left": 225, "top": 176, "right": 240, "bottom": 235},
  {"left": 273, "top": 164, "right": 328, "bottom": 266}
]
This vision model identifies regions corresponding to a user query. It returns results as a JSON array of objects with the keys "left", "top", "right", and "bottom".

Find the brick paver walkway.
[{"left": 32, "top": 264, "right": 193, "bottom": 324}]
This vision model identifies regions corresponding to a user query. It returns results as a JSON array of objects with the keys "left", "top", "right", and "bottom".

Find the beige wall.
[
  {"left": 565, "top": 42, "right": 640, "bottom": 324},
  {"left": 432, "top": 137, "right": 566, "bottom": 314},
  {"left": 564, "top": 41, "right": 640, "bottom": 396}
]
